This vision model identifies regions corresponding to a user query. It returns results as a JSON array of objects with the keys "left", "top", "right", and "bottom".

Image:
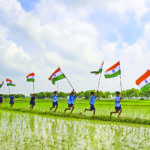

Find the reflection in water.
[
  {"left": 0, "top": 110, "right": 150, "bottom": 150},
  {"left": 29, "top": 115, "right": 35, "bottom": 132}
]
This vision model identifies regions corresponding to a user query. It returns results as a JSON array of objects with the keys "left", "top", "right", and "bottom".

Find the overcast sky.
[{"left": 0, "top": 0, "right": 150, "bottom": 95}]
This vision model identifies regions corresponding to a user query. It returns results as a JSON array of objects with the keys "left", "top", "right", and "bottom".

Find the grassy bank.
[
  {"left": 3, "top": 98, "right": 150, "bottom": 106},
  {"left": 1, "top": 99, "right": 150, "bottom": 125},
  {"left": 1, "top": 106, "right": 150, "bottom": 125}
]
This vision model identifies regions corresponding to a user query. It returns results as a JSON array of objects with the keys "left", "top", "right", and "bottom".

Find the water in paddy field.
[{"left": 0, "top": 111, "right": 150, "bottom": 150}]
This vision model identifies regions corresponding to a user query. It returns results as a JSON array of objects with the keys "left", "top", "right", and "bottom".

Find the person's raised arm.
[
  {"left": 96, "top": 90, "right": 99, "bottom": 97},
  {"left": 119, "top": 95, "right": 123, "bottom": 102}
]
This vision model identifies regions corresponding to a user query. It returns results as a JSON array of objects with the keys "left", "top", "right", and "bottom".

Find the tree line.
[
  {"left": 33, "top": 88, "right": 150, "bottom": 99},
  {"left": 2, "top": 88, "right": 150, "bottom": 99}
]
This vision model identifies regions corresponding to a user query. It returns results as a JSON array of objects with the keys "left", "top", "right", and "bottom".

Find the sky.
[{"left": 0, "top": 0, "right": 150, "bottom": 95}]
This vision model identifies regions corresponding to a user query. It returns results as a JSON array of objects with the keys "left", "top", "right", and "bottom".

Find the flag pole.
[
  {"left": 65, "top": 76, "right": 74, "bottom": 90},
  {"left": 33, "top": 82, "right": 35, "bottom": 94},
  {"left": 120, "top": 74, "right": 123, "bottom": 93},
  {"left": 59, "top": 66, "right": 74, "bottom": 90},
  {"left": 8, "top": 86, "right": 10, "bottom": 95},
  {"left": 57, "top": 82, "right": 59, "bottom": 92},
  {"left": 97, "top": 61, "right": 104, "bottom": 100},
  {"left": 97, "top": 73, "right": 102, "bottom": 100},
  {"left": 97, "top": 73, "right": 102, "bottom": 90},
  {"left": 119, "top": 63, "right": 123, "bottom": 93}
]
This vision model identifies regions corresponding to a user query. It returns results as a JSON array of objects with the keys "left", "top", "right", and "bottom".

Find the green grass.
[{"left": 1, "top": 99, "right": 150, "bottom": 125}]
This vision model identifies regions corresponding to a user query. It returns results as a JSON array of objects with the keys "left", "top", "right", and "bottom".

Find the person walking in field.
[
  {"left": 64, "top": 89, "right": 77, "bottom": 113},
  {"left": 0, "top": 94, "right": 3, "bottom": 107},
  {"left": 84, "top": 91, "right": 98, "bottom": 116},
  {"left": 110, "top": 91, "right": 123, "bottom": 118},
  {"left": 30, "top": 94, "right": 36, "bottom": 110},
  {"left": 10, "top": 94, "right": 15, "bottom": 107},
  {"left": 50, "top": 91, "right": 58, "bottom": 112}
]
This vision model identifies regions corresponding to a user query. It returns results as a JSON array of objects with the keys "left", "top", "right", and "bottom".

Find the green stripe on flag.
[
  {"left": 105, "top": 70, "right": 121, "bottom": 78},
  {"left": 91, "top": 69, "right": 102, "bottom": 74},
  {"left": 141, "top": 83, "right": 150, "bottom": 92},
  {"left": 26, "top": 78, "right": 35, "bottom": 82},
  {"left": 7, "top": 83, "right": 15, "bottom": 86},
  {"left": 51, "top": 74, "right": 66, "bottom": 84}
]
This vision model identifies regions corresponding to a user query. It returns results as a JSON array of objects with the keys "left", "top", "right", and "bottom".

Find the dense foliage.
[
  {"left": 1, "top": 88, "right": 149, "bottom": 99},
  {"left": 34, "top": 88, "right": 150, "bottom": 99}
]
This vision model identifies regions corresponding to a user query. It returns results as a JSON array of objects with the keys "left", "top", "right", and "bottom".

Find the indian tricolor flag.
[
  {"left": 136, "top": 70, "right": 150, "bottom": 92},
  {"left": 26, "top": 73, "right": 35, "bottom": 82},
  {"left": 6, "top": 79, "right": 15, "bottom": 86},
  {"left": 91, "top": 61, "right": 104, "bottom": 75},
  {"left": 0, "top": 81, "right": 4, "bottom": 88},
  {"left": 105, "top": 61, "right": 121, "bottom": 78},
  {"left": 49, "top": 67, "right": 66, "bottom": 84}
]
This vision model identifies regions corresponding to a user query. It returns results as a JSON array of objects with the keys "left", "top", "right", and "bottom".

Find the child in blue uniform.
[
  {"left": 110, "top": 91, "right": 123, "bottom": 118},
  {"left": 64, "top": 89, "right": 77, "bottom": 113},
  {"left": 84, "top": 91, "right": 98, "bottom": 115},
  {"left": 0, "top": 94, "right": 3, "bottom": 107},
  {"left": 10, "top": 94, "right": 15, "bottom": 107},
  {"left": 50, "top": 91, "right": 58, "bottom": 112},
  {"left": 30, "top": 94, "right": 36, "bottom": 110}
]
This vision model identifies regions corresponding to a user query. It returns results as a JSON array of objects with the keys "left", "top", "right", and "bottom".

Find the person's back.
[
  {"left": 10, "top": 95, "right": 14, "bottom": 107},
  {"left": 69, "top": 95, "right": 76, "bottom": 104},
  {"left": 89, "top": 95, "right": 96, "bottom": 105},
  {"left": 10, "top": 96, "right": 14, "bottom": 102},
  {"left": 0, "top": 96, "right": 3, "bottom": 102},
  {"left": 50, "top": 91, "right": 58, "bottom": 112},
  {"left": 30, "top": 94, "right": 36, "bottom": 110},
  {"left": 84, "top": 91, "right": 98, "bottom": 116},
  {"left": 0, "top": 95, "right": 3, "bottom": 107},
  {"left": 31, "top": 96, "right": 35, "bottom": 102},
  {"left": 65, "top": 89, "right": 76, "bottom": 113},
  {"left": 115, "top": 96, "right": 121, "bottom": 107},
  {"left": 53, "top": 95, "right": 58, "bottom": 102},
  {"left": 110, "top": 91, "right": 123, "bottom": 118}
]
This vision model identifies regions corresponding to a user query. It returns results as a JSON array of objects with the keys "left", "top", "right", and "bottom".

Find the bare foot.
[
  {"left": 110, "top": 112, "right": 112, "bottom": 116},
  {"left": 118, "top": 116, "right": 122, "bottom": 119}
]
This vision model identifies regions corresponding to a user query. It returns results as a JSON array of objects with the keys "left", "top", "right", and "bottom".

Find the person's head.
[
  {"left": 71, "top": 91, "right": 75, "bottom": 96},
  {"left": 91, "top": 92, "right": 95, "bottom": 96},
  {"left": 116, "top": 91, "right": 120, "bottom": 97},
  {"left": 32, "top": 94, "right": 36, "bottom": 97},
  {"left": 54, "top": 91, "right": 58, "bottom": 95},
  {"left": 0, "top": 94, "right": 2, "bottom": 97},
  {"left": 10, "top": 94, "right": 14, "bottom": 97}
]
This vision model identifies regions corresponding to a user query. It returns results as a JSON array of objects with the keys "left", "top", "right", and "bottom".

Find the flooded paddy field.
[{"left": 0, "top": 110, "right": 150, "bottom": 150}]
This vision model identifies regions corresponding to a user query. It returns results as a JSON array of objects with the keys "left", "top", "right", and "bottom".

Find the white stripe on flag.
[
  {"left": 138, "top": 76, "right": 150, "bottom": 88},
  {"left": 27, "top": 76, "right": 35, "bottom": 79},
  {"left": 52, "top": 70, "right": 63, "bottom": 79},
  {"left": 105, "top": 65, "right": 120, "bottom": 75}
]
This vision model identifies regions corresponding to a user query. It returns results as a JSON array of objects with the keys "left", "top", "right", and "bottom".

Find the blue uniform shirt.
[
  {"left": 0, "top": 96, "right": 3, "bottom": 102},
  {"left": 10, "top": 96, "right": 14, "bottom": 101},
  {"left": 53, "top": 95, "right": 58, "bottom": 102},
  {"left": 115, "top": 96, "right": 121, "bottom": 107},
  {"left": 31, "top": 96, "right": 35, "bottom": 101},
  {"left": 68, "top": 95, "right": 77, "bottom": 104},
  {"left": 89, "top": 96, "right": 97, "bottom": 105}
]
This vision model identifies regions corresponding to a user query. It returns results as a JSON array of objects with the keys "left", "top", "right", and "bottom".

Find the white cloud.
[
  {"left": 0, "top": 0, "right": 150, "bottom": 95},
  {"left": 0, "top": 25, "right": 31, "bottom": 72},
  {"left": 57, "top": 0, "right": 149, "bottom": 21}
]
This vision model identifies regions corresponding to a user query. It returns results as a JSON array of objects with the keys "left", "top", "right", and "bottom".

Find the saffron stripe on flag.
[
  {"left": 136, "top": 70, "right": 150, "bottom": 85},
  {"left": 105, "top": 61, "right": 120, "bottom": 72}
]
